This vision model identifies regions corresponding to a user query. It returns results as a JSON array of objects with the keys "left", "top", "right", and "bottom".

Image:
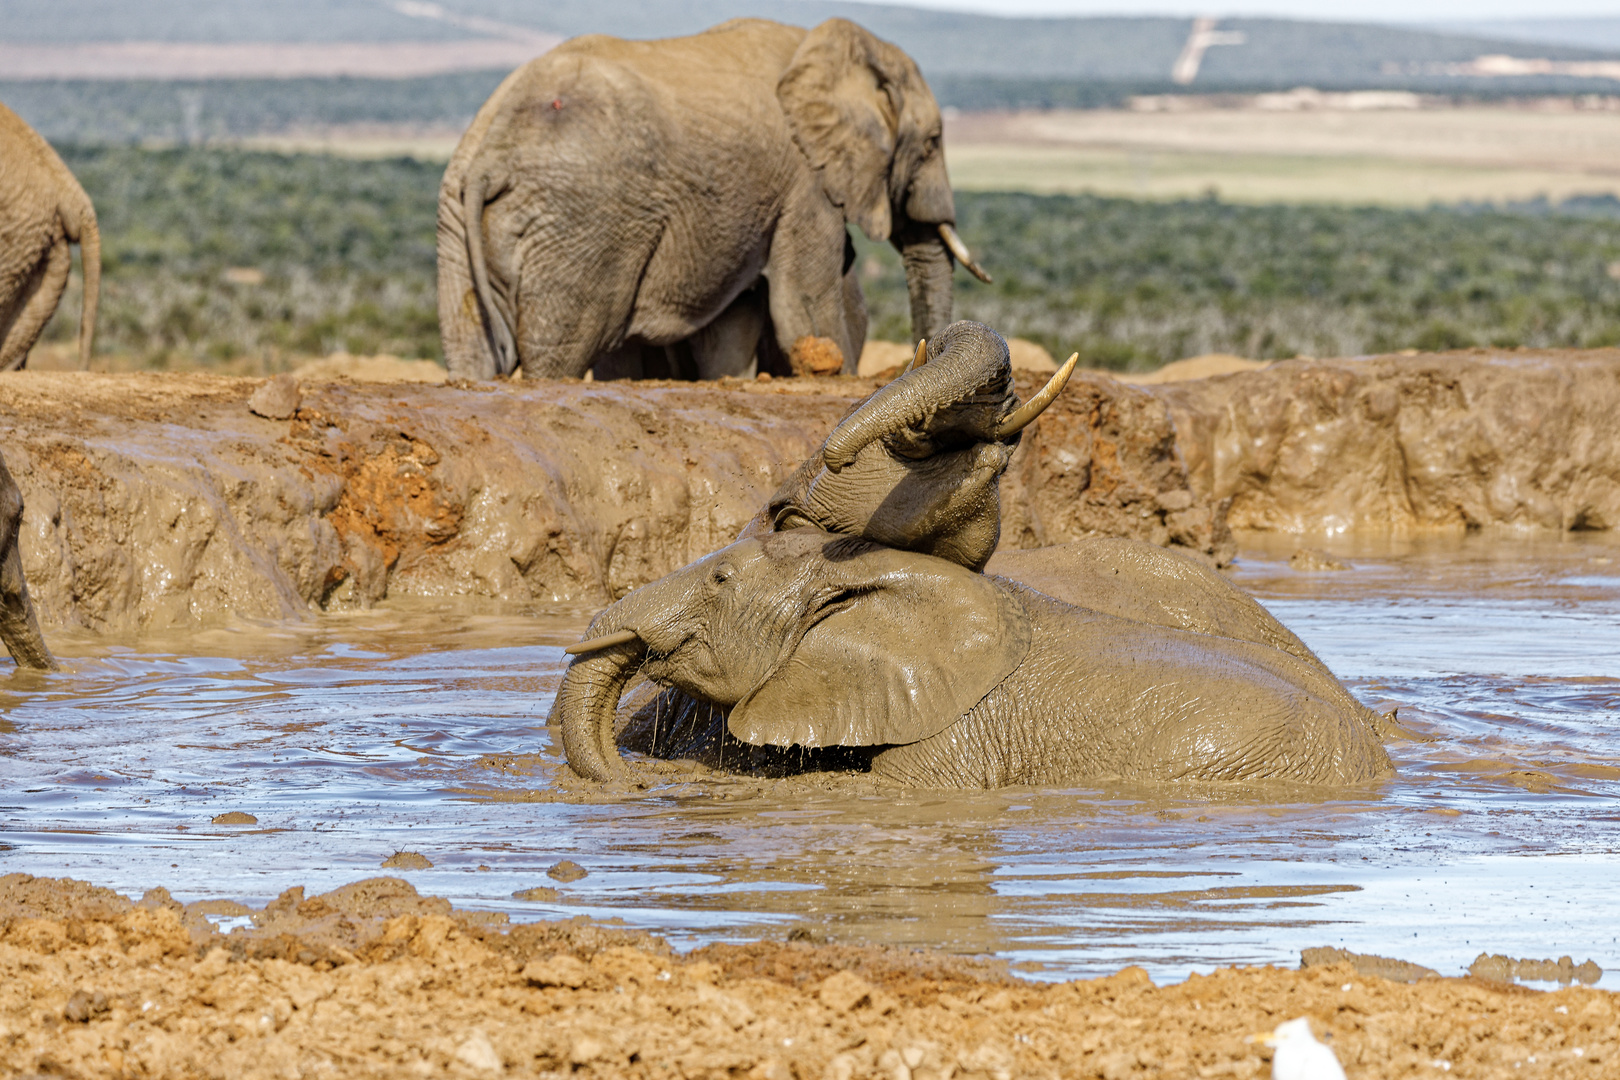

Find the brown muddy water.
[{"left": 3, "top": 533, "right": 1618, "bottom": 989}]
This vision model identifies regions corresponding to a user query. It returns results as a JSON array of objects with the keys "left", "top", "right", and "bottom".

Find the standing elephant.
[
  {"left": 437, "top": 18, "right": 987, "bottom": 381},
  {"left": 1, "top": 449, "right": 54, "bottom": 670},
  {"left": 555, "top": 528, "right": 1393, "bottom": 788},
  {"left": 1, "top": 102, "right": 99, "bottom": 372}
]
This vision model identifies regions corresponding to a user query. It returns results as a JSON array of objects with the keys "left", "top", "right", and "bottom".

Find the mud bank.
[
  {"left": 3, "top": 347, "right": 1618, "bottom": 632},
  {"left": 1, "top": 874, "right": 1613, "bottom": 1080},
  {"left": 1158, "top": 349, "right": 1620, "bottom": 533},
  {"left": 1, "top": 369, "right": 1220, "bottom": 632}
]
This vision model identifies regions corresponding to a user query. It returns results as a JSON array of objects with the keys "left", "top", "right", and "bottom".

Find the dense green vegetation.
[
  {"left": 9, "top": 75, "right": 1613, "bottom": 146},
  {"left": 4, "top": 75, "right": 507, "bottom": 145},
  {"left": 41, "top": 146, "right": 1620, "bottom": 370},
  {"left": 862, "top": 193, "right": 1620, "bottom": 367},
  {"left": 45, "top": 147, "right": 442, "bottom": 364}
]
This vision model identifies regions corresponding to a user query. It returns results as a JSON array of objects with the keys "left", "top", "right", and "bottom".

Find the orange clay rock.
[
  {"left": 789, "top": 335, "right": 846, "bottom": 377},
  {"left": 2, "top": 874, "right": 1618, "bottom": 1078}
]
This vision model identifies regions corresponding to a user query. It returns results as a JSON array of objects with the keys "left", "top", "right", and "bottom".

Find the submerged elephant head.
[
  {"left": 1, "top": 450, "right": 55, "bottom": 671},
  {"left": 552, "top": 528, "right": 1028, "bottom": 781},
  {"left": 754, "top": 320, "right": 1076, "bottom": 569}
]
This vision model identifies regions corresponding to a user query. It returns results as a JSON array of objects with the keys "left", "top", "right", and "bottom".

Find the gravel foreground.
[{"left": 0, "top": 874, "right": 1613, "bottom": 1079}]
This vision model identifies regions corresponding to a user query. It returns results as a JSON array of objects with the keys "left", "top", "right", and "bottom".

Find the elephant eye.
[{"left": 711, "top": 566, "right": 731, "bottom": 585}]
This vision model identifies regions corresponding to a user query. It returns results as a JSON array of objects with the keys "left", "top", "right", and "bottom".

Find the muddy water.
[{"left": 3, "top": 533, "right": 1618, "bottom": 988}]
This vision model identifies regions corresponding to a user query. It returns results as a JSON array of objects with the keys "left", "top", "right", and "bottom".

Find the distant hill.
[
  {"left": 1436, "top": 18, "right": 1620, "bottom": 53},
  {"left": 3, "top": 0, "right": 1619, "bottom": 84},
  {"left": 7, "top": 0, "right": 1620, "bottom": 143}
]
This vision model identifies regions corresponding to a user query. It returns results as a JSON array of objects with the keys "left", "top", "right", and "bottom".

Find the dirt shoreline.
[
  {"left": 0, "top": 873, "right": 1612, "bottom": 1079},
  {"left": 3, "top": 347, "right": 1618, "bottom": 633}
]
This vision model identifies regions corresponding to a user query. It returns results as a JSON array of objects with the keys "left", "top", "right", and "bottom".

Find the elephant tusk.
[
  {"left": 938, "top": 223, "right": 992, "bottom": 284},
  {"left": 996, "top": 352, "right": 1079, "bottom": 438},
  {"left": 564, "top": 628, "right": 640, "bottom": 655},
  {"left": 901, "top": 338, "right": 928, "bottom": 374}
]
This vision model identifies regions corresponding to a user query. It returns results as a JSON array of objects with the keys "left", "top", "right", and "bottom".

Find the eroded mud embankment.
[
  {"left": 2, "top": 873, "right": 1615, "bottom": 1079},
  {"left": 3, "top": 348, "right": 1618, "bottom": 631}
]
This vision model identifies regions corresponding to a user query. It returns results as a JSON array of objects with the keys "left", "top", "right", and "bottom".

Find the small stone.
[
  {"left": 1289, "top": 548, "right": 1349, "bottom": 572},
  {"left": 454, "top": 1030, "right": 503, "bottom": 1072},
  {"left": 248, "top": 373, "right": 302, "bottom": 420},
  {"left": 522, "top": 954, "right": 591, "bottom": 989},
  {"left": 211, "top": 812, "right": 258, "bottom": 825},
  {"left": 381, "top": 851, "right": 432, "bottom": 869},
  {"left": 512, "top": 886, "right": 560, "bottom": 902},
  {"left": 546, "top": 860, "right": 587, "bottom": 882},
  {"left": 788, "top": 335, "right": 845, "bottom": 377},
  {"left": 63, "top": 989, "right": 108, "bottom": 1022},
  {"left": 1157, "top": 489, "right": 1194, "bottom": 512},
  {"left": 817, "top": 970, "right": 875, "bottom": 1014}
]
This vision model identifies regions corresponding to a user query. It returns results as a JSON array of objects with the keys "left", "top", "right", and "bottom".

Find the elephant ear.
[
  {"left": 777, "top": 18, "right": 904, "bottom": 242},
  {"left": 728, "top": 554, "right": 1031, "bottom": 748}
]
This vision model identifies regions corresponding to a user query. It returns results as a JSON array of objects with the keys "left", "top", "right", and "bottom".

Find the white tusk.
[
  {"left": 901, "top": 338, "right": 927, "bottom": 374},
  {"left": 996, "top": 352, "right": 1078, "bottom": 438},
  {"left": 938, "top": 223, "right": 992, "bottom": 284},
  {"left": 564, "top": 628, "right": 640, "bottom": 655}
]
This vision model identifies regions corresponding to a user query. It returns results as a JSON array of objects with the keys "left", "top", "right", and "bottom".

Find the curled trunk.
[
  {"left": 821, "top": 320, "right": 1011, "bottom": 471},
  {"left": 551, "top": 640, "right": 645, "bottom": 780}
]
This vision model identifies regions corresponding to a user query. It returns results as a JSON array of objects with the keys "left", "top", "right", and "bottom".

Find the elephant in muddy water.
[
  {"left": 1, "top": 449, "right": 54, "bottom": 670},
  {"left": 552, "top": 528, "right": 1393, "bottom": 788},
  {"left": 552, "top": 318, "right": 1389, "bottom": 787},
  {"left": 1, "top": 102, "right": 99, "bottom": 372},
  {"left": 437, "top": 17, "right": 988, "bottom": 381}
]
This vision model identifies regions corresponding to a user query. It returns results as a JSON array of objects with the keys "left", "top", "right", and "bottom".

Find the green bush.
[
  {"left": 45, "top": 146, "right": 443, "bottom": 364},
  {"left": 857, "top": 192, "right": 1620, "bottom": 369},
  {"left": 43, "top": 147, "right": 1620, "bottom": 370}
]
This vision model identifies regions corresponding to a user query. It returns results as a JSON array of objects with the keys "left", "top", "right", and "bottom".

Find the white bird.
[{"left": 1249, "top": 1017, "right": 1348, "bottom": 1080}]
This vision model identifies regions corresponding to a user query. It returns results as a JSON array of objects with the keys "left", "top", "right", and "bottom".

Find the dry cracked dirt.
[{"left": 1, "top": 873, "right": 1615, "bottom": 1080}]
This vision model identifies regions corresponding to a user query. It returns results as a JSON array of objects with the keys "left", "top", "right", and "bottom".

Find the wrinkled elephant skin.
[
  {"left": 0, "top": 448, "right": 54, "bottom": 670},
  {"left": 745, "top": 320, "right": 1076, "bottom": 570},
  {"left": 555, "top": 529, "right": 1392, "bottom": 788},
  {"left": 0, "top": 102, "right": 99, "bottom": 372},
  {"left": 438, "top": 18, "right": 975, "bottom": 381}
]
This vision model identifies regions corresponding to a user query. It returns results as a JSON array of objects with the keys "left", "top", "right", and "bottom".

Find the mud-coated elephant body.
[
  {"left": 438, "top": 18, "right": 979, "bottom": 381},
  {"left": 1, "top": 449, "right": 54, "bottom": 670},
  {"left": 556, "top": 529, "right": 1392, "bottom": 787},
  {"left": 553, "top": 320, "right": 1391, "bottom": 788},
  {"left": 0, "top": 102, "right": 99, "bottom": 372}
]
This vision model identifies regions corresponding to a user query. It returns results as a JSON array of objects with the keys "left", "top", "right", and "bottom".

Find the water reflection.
[{"left": 2, "top": 532, "right": 1617, "bottom": 987}]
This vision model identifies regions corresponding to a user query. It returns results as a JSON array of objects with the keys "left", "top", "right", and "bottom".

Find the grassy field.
[
  {"left": 38, "top": 145, "right": 1620, "bottom": 372},
  {"left": 43, "top": 146, "right": 441, "bottom": 367},
  {"left": 944, "top": 105, "right": 1620, "bottom": 207}
]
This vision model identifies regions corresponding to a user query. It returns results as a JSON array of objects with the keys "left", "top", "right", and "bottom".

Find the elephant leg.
[
  {"left": 0, "top": 240, "right": 71, "bottom": 372},
  {"left": 690, "top": 286, "right": 764, "bottom": 380},
  {"left": 765, "top": 187, "right": 864, "bottom": 374},
  {"left": 0, "top": 452, "right": 54, "bottom": 670},
  {"left": 590, "top": 343, "right": 648, "bottom": 381}
]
